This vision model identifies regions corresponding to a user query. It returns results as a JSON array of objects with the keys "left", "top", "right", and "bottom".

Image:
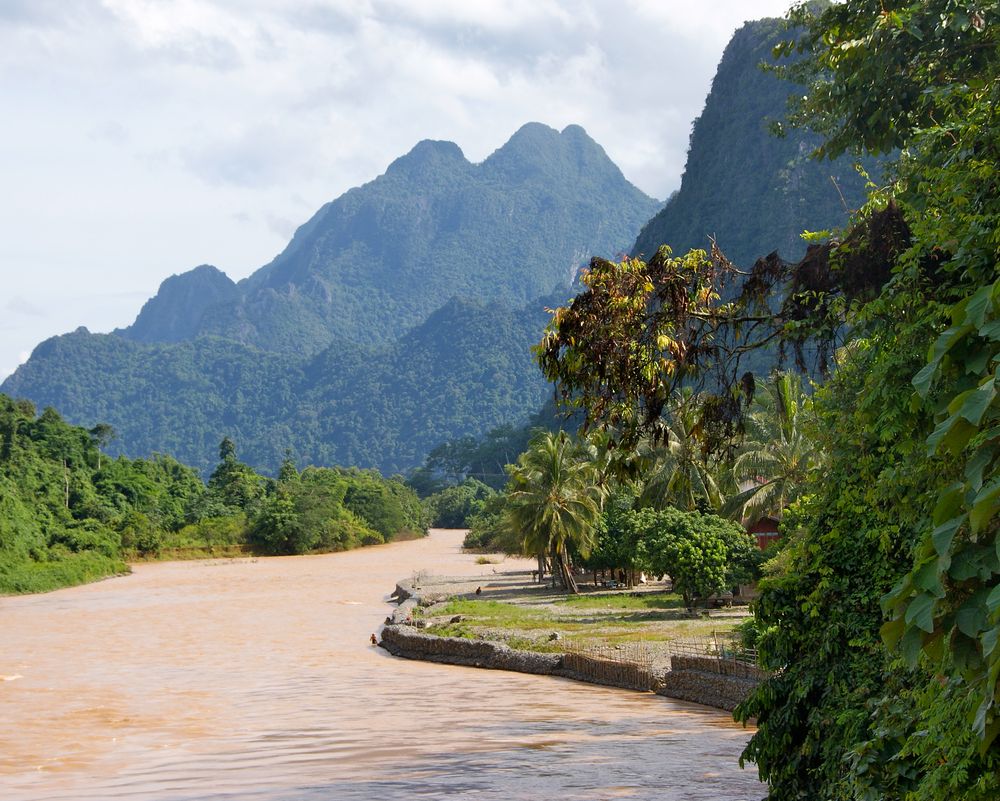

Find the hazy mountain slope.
[
  {"left": 123, "top": 265, "right": 238, "bottom": 344},
  {"left": 3, "top": 330, "right": 301, "bottom": 473},
  {"left": 136, "top": 123, "right": 659, "bottom": 355},
  {"left": 298, "top": 295, "right": 553, "bottom": 473},
  {"left": 632, "top": 18, "right": 874, "bottom": 268}
]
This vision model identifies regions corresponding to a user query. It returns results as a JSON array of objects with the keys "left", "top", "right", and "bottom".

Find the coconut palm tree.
[
  {"left": 504, "top": 431, "right": 605, "bottom": 593},
  {"left": 637, "top": 389, "right": 724, "bottom": 512},
  {"left": 722, "top": 371, "right": 820, "bottom": 524}
]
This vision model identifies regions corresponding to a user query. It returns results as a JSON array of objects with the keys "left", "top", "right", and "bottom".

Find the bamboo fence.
[
  {"left": 561, "top": 641, "right": 655, "bottom": 691},
  {"left": 665, "top": 632, "right": 762, "bottom": 675}
]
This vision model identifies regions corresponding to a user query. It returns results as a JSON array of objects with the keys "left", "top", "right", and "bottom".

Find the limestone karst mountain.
[
  {"left": 4, "top": 124, "right": 655, "bottom": 474},
  {"left": 632, "top": 18, "right": 873, "bottom": 269}
]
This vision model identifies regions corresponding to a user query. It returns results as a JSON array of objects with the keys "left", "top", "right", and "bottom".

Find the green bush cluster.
[
  {"left": 584, "top": 502, "right": 758, "bottom": 607},
  {"left": 422, "top": 478, "right": 494, "bottom": 528}
]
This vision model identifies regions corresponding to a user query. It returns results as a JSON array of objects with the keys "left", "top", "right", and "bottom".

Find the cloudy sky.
[{"left": 1, "top": 0, "right": 793, "bottom": 381}]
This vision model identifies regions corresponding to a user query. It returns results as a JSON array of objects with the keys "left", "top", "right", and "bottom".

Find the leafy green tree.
[
  {"left": 341, "top": 472, "right": 409, "bottom": 540},
  {"left": 208, "top": 438, "right": 266, "bottom": 513},
  {"left": 723, "top": 372, "right": 820, "bottom": 523},
  {"left": 581, "top": 489, "right": 642, "bottom": 582},
  {"left": 463, "top": 493, "right": 520, "bottom": 552},
  {"left": 218, "top": 436, "right": 236, "bottom": 462},
  {"left": 632, "top": 507, "right": 736, "bottom": 607},
  {"left": 119, "top": 510, "right": 163, "bottom": 556},
  {"left": 88, "top": 423, "right": 116, "bottom": 470},
  {"left": 778, "top": 0, "right": 998, "bottom": 159},
  {"left": 404, "top": 465, "right": 448, "bottom": 498},
  {"left": 505, "top": 431, "right": 604, "bottom": 592},
  {"left": 277, "top": 451, "right": 298, "bottom": 483},
  {"left": 424, "top": 479, "right": 494, "bottom": 528},
  {"left": 250, "top": 491, "right": 310, "bottom": 554},
  {"left": 638, "top": 389, "right": 724, "bottom": 512}
]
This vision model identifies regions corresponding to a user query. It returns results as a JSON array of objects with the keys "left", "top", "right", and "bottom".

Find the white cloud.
[{"left": 5, "top": 297, "right": 46, "bottom": 318}]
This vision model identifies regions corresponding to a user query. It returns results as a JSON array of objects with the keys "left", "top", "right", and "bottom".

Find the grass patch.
[
  {"left": 425, "top": 592, "right": 747, "bottom": 654},
  {"left": 438, "top": 598, "right": 545, "bottom": 624},
  {"left": 554, "top": 592, "right": 685, "bottom": 611},
  {"left": 424, "top": 623, "right": 478, "bottom": 639},
  {"left": 475, "top": 555, "right": 500, "bottom": 565}
]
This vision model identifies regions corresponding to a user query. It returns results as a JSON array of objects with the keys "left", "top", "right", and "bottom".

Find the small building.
[{"left": 747, "top": 516, "right": 781, "bottom": 551}]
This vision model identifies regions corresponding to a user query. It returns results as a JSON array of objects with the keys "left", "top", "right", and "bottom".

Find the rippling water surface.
[{"left": 1, "top": 529, "right": 763, "bottom": 801}]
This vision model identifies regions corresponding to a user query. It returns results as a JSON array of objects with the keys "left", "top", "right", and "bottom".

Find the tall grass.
[{"left": 0, "top": 552, "right": 129, "bottom": 595}]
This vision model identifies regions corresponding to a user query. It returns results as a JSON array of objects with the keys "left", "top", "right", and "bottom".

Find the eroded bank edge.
[{"left": 377, "top": 582, "right": 760, "bottom": 712}]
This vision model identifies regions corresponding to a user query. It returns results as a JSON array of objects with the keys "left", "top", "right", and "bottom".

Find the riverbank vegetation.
[
  {"left": 524, "top": 2, "right": 1000, "bottom": 798},
  {"left": 457, "top": 381, "right": 791, "bottom": 604},
  {"left": 0, "top": 395, "right": 426, "bottom": 594}
]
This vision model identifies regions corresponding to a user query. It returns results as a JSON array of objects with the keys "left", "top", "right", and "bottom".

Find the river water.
[{"left": 1, "top": 529, "right": 763, "bottom": 801}]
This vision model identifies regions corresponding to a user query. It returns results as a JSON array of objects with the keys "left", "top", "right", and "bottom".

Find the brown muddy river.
[{"left": 1, "top": 529, "right": 763, "bottom": 801}]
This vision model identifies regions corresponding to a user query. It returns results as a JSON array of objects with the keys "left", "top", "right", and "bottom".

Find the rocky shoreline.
[{"left": 378, "top": 579, "right": 763, "bottom": 711}]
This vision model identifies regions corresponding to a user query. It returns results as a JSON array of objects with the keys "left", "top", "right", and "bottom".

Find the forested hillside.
[
  {"left": 4, "top": 296, "right": 552, "bottom": 476},
  {"left": 632, "top": 17, "right": 874, "bottom": 269}
]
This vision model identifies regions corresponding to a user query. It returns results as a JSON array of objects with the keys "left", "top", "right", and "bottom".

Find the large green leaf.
[
  {"left": 986, "top": 582, "right": 1000, "bottom": 614},
  {"left": 970, "top": 479, "right": 1000, "bottom": 534},
  {"left": 904, "top": 592, "right": 937, "bottom": 633},
  {"left": 913, "top": 322, "right": 974, "bottom": 397},
  {"left": 956, "top": 595, "right": 989, "bottom": 638},
  {"left": 950, "top": 377, "right": 996, "bottom": 426}
]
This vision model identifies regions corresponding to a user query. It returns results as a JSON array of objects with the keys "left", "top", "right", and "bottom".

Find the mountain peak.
[
  {"left": 123, "top": 264, "right": 238, "bottom": 344},
  {"left": 498, "top": 122, "right": 601, "bottom": 155},
  {"left": 386, "top": 139, "right": 468, "bottom": 176},
  {"left": 506, "top": 121, "right": 561, "bottom": 145},
  {"left": 484, "top": 122, "right": 619, "bottom": 183}
]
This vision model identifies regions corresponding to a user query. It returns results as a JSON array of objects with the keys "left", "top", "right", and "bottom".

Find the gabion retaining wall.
[
  {"left": 379, "top": 624, "right": 562, "bottom": 675},
  {"left": 658, "top": 656, "right": 762, "bottom": 711},
  {"left": 669, "top": 655, "right": 767, "bottom": 682}
]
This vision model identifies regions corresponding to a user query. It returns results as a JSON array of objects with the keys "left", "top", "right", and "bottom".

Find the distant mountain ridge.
[
  {"left": 123, "top": 122, "right": 658, "bottom": 355},
  {"left": 6, "top": 294, "right": 552, "bottom": 475}
]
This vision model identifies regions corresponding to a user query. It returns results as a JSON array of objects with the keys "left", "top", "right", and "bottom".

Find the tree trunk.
[
  {"left": 551, "top": 548, "right": 579, "bottom": 593},
  {"left": 536, "top": 552, "right": 546, "bottom": 583}
]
